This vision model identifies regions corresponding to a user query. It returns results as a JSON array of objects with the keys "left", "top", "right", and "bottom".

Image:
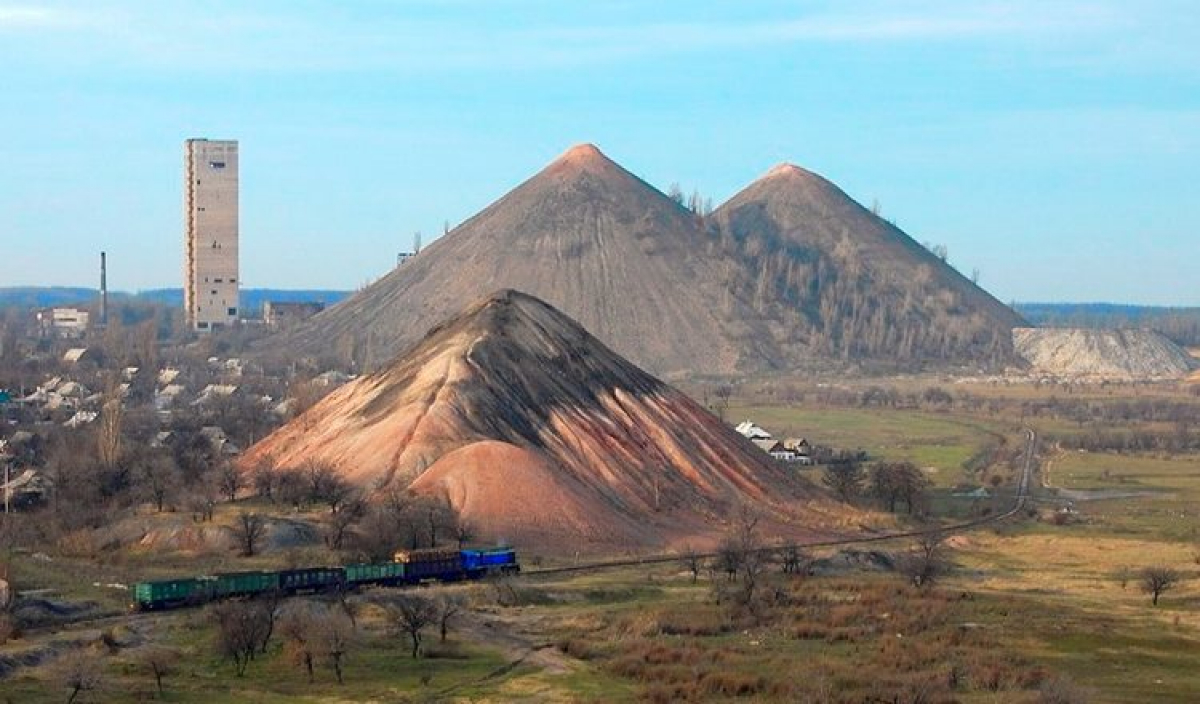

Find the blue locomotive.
[{"left": 131, "top": 547, "right": 519, "bottom": 611}]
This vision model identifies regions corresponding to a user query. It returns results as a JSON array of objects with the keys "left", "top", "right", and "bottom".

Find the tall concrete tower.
[{"left": 184, "top": 138, "right": 239, "bottom": 331}]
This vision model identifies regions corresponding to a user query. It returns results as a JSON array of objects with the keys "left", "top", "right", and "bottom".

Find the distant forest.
[
  {"left": 1016, "top": 303, "right": 1200, "bottom": 347},
  {"left": 0, "top": 287, "right": 352, "bottom": 316},
  {"left": 3, "top": 288, "right": 1197, "bottom": 347}
]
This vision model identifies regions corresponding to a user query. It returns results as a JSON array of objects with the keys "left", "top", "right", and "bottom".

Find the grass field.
[
  {"left": 5, "top": 395, "right": 1200, "bottom": 702},
  {"left": 1044, "top": 450, "right": 1200, "bottom": 542},
  {"left": 726, "top": 404, "right": 1016, "bottom": 489}
]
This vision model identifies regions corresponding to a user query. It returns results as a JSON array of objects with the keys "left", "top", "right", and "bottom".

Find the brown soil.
[{"left": 245, "top": 290, "right": 850, "bottom": 552}]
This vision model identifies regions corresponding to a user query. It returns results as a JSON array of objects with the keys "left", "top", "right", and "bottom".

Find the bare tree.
[
  {"left": 218, "top": 463, "right": 243, "bottom": 503},
  {"left": 276, "top": 468, "right": 308, "bottom": 510},
  {"left": 1140, "top": 567, "right": 1181, "bottom": 606},
  {"left": 898, "top": 531, "right": 950, "bottom": 588},
  {"left": 453, "top": 516, "right": 476, "bottom": 549},
  {"left": 52, "top": 650, "right": 104, "bottom": 704},
  {"left": 386, "top": 594, "right": 437, "bottom": 658},
  {"left": 232, "top": 512, "right": 268, "bottom": 557},
  {"left": 716, "top": 505, "right": 767, "bottom": 612},
  {"left": 779, "top": 543, "right": 807, "bottom": 575},
  {"left": 97, "top": 395, "right": 123, "bottom": 469},
  {"left": 680, "top": 545, "right": 703, "bottom": 583},
  {"left": 324, "top": 495, "right": 367, "bottom": 551},
  {"left": 434, "top": 593, "right": 464, "bottom": 643},
  {"left": 822, "top": 460, "right": 865, "bottom": 501},
  {"left": 137, "top": 452, "right": 178, "bottom": 513},
  {"left": 304, "top": 461, "right": 336, "bottom": 505},
  {"left": 712, "top": 384, "right": 733, "bottom": 422},
  {"left": 323, "top": 475, "right": 356, "bottom": 515},
  {"left": 250, "top": 461, "right": 277, "bottom": 502},
  {"left": 313, "top": 607, "right": 356, "bottom": 684},
  {"left": 211, "top": 601, "right": 271, "bottom": 676},
  {"left": 280, "top": 605, "right": 317, "bottom": 683},
  {"left": 133, "top": 645, "right": 180, "bottom": 697}
]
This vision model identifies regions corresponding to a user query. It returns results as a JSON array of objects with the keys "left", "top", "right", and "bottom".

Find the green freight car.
[
  {"left": 344, "top": 562, "right": 406, "bottom": 587},
  {"left": 132, "top": 577, "right": 212, "bottom": 610},
  {"left": 279, "top": 567, "right": 344, "bottom": 593},
  {"left": 210, "top": 571, "right": 280, "bottom": 599}
]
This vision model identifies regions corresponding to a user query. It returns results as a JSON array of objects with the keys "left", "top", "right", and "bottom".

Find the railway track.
[
  {"left": 523, "top": 428, "right": 1038, "bottom": 578},
  {"left": 12, "top": 431, "right": 1036, "bottom": 635}
]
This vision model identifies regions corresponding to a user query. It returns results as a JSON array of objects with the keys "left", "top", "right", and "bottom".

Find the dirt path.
[{"left": 457, "top": 611, "right": 574, "bottom": 676}]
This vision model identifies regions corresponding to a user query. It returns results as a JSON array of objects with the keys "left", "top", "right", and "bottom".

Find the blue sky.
[{"left": 0, "top": 1, "right": 1196, "bottom": 305}]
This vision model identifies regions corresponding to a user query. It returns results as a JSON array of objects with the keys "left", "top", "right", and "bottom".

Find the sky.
[{"left": 0, "top": 1, "right": 1197, "bottom": 305}]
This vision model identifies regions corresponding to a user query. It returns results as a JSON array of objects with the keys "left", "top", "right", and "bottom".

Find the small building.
[
  {"left": 751, "top": 438, "right": 802, "bottom": 462},
  {"left": 64, "top": 410, "right": 99, "bottom": 428},
  {"left": 62, "top": 347, "right": 93, "bottom": 365},
  {"left": 194, "top": 384, "right": 238, "bottom": 406},
  {"left": 38, "top": 308, "right": 90, "bottom": 338},
  {"left": 264, "top": 301, "right": 325, "bottom": 328},
  {"left": 782, "top": 437, "right": 812, "bottom": 456},
  {"left": 0, "top": 468, "right": 53, "bottom": 508},
  {"left": 735, "top": 420, "right": 772, "bottom": 441},
  {"left": 200, "top": 426, "right": 240, "bottom": 455}
]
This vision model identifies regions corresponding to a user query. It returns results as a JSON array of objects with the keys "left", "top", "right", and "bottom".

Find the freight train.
[{"left": 130, "top": 547, "right": 519, "bottom": 611}]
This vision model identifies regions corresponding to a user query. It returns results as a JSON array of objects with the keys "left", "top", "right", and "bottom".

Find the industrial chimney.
[{"left": 99, "top": 251, "right": 108, "bottom": 328}]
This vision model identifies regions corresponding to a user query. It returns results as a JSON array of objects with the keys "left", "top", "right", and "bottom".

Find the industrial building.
[{"left": 184, "top": 138, "right": 239, "bottom": 331}]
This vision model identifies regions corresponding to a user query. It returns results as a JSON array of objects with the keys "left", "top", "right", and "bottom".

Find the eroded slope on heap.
[{"left": 244, "top": 290, "right": 843, "bottom": 549}]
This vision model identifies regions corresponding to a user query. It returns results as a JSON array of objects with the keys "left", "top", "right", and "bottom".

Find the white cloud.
[
  {"left": 0, "top": 4, "right": 85, "bottom": 29},
  {"left": 0, "top": 1, "right": 1181, "bottom": 74}
]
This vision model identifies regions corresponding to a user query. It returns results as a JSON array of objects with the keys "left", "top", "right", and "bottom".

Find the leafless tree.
[
  {"left": 250, "top": 461, "right": 277, "bottom": 502},
  {"left": 137, "top": 451, "right": 178, "bottom": 513},
  {"left": 304, "top": 461, "right": 337, "bottom": 505},
  {"left": 716, "top": 505, "right": 767, "bottom": 612},
  {"left": 313, "top": 607, "right": 356, "bottom": 684},
  {"left": 211, "top": 601, "right": 272, "bottom": 676},
  {"left": 434, "top": 593, "right": 465, "bottom": 643},
  {"left": 453, "top": 516, "right": 476, "bottom": 549},
  {"left": 712, "top": 384, "right": 734, "bottom": 422},
  {"left": 898, "top": 531, "right": 950, "bottom": 588},
  {"left": 680, "top": 545, "right": 703, "bottom": 583},
  {"left": 279, "top": 605, "right": 317, "bottom": 683},
  {"left": 276, "top": 468, "right": 308, "bottom": 510},
  {"left": 779, "top": 543, "right": 806, "bottom": 575},
  {"left": 218, "top": 462, "right": 243, "bottom": 503},
  {"left": 323, "top": 475, "right": 357, "bottom": 515},
  {"left": 353, "top": 506, "right": 402, "bottom": 562},
  {"left": 97, "top": 394, "right": 124, "bottom": 470},
  {"left": 822, "top": 460, "right": 865, "bottom": 501},
  {"left": 52, "top": 650, "right": 104, "bottom": 704},
  {"left": 386, "top": 594, "right": 437, "bottom": 658},
  {"left": 133, "top": 645, "right": 180, "bottom": 697},
  {"left": 1140, "top": 567, "right": 1181, "bottom": 606},
  {"left": 232, "top": 512, "right": 268, "bottom": 557},
  {"left": 324, "top": 495, "right": 367, "bottom": 551}
]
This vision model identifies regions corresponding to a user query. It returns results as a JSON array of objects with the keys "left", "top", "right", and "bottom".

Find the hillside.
[
  {"left": 1013, "top": 327, "right": 1199, "bottom": 380},
  {"left": 265, "top": 145, "right": 1023, "bottom": 376},
  {"left": 710, "top": 164, "right": 1026, "bottom": 364},
  {"left": 243, "top": 290, "right": 845, "bottom": 550}
]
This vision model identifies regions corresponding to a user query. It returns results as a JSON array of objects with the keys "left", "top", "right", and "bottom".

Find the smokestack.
[{"left": 100, "top": 251, "right": 108, "bottom": 327}]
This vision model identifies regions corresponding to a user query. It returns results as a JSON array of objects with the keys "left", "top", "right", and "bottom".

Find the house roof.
[
  {"left": 63, "top": 348, "right": 89, "bottom": 363},
  {"left": 751, "top": 438, "right": 785, "bottom": 452}
]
